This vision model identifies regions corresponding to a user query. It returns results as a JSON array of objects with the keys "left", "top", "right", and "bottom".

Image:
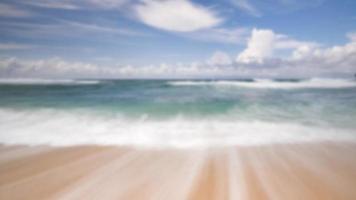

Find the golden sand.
[{"left": 0, "top": 143, "right": 356, "bottom": 200}]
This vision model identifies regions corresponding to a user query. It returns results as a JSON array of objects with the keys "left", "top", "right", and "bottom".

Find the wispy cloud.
[
  {"left": 133, "top": 0, "right": 223, "bottom": 32},
  {"left": 24, "top": 1, "right": 79, "bottom": 10},
  {"left": 229, "top": 0, "right": 261, "bottom": 17},
  {"left": 0, "top": 3, "right": 33, "bottom": 18},
  {"left": 0, "top": 19, "right": 147, "bottom": 41},
  {"left": 23, "top": 0, "right": 130, "bottom": 10},
  {"left": 0, "top": 43, "right": 35, "bottom": 50},
  {"left": 186, "top": 27, "right": 248, "bottom": 44},
  {"left": 228, "top": 0, "right": 325, "bottom": 16},
  {"left": 57, "top": 19, "right": 148, "bottom": 37}
]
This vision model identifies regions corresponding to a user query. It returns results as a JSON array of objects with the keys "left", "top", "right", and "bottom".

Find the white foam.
[
  {"left": 0, "top": 78, "right": 100, "bottom": 85},
  {"left": 168, "top": 78, "right": 356, "bottom": 89},
  {"left": 0, "top": 109, "right": 355, "bottom": 148}
]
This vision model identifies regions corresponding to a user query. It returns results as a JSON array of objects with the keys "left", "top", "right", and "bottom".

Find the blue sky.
[{"left": 0, "top": 0, "right": 355, "bottom": 78}]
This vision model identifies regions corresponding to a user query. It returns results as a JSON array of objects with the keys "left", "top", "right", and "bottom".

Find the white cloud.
[
  {"left": 134, "top": 0, "right": 222, "bottom": 32},
  {"left": 24, "top": 0, "right": 130, "bottom": 10},
  {"left": 0, "top": 57, "right": 209, "bottom": 79},
  {"left": 347, "top": 32, "right": 356, "bottom": 42},
  {"left": 228, "top": 0, "right": 324, "bottom": 16},
  {"left": 207, "top": 51, "right": 233, "bottom": 65},
  {"left": 1, "top": 32, "right": 355, "bottom": 79},
  {"left": 0, "top": 57, "right": 230, "bottom": 79},
  {"left": 0, "top": 43, "right": 34, "bottom": 50},
  {"left": 291, "top": 45, "right": 316, "bottom": 60},
  {"left": 86, "top": 0, "right": 130, "bottom": 9},
  {"left": 57, "top": 20, "right": 147, "bottom": 36},
  {"left": 234, "top": 32, "right": 356, "bottom": 77},
  {"left": 24, "top": 1, "right": 79, "bottom": 10},
  {"left": 0, "top": 57, "right": 112, "bottom": 78},
  {"left": 237, "top": 28, "right": 317, "bottom": 63},
  {"left": 236, "top": 29, "right": 276, "bottom": 63},
  {"left": 186, "top": 27, "right": 248, "bottom": 44},
  {"left": 0, "top": 20, "right": 146, "bottom": 41},
  {"left": 229, "top": 0, "right": 261, "bottom": 17},
  {"left": 288, "top": 33, "right": 356, "bottom": 73}
]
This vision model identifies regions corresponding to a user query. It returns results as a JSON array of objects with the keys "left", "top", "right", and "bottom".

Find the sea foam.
[
  {"left": 168, "top": 78, "right": 356, "bottom": 89},
  {"left": 0, "top": 78, "right": 100, "bottom": 85},
  {"left": 0, "top": 108, "right": 355, "bottom": 148}
]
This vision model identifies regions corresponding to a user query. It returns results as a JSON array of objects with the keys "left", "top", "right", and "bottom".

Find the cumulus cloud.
[
  {"left": 237, "top": 29, "right": 275, "bottom": 63},
  {"left": 134, "top": 0, "right": 222, "bottom": 32},
  {"left": 0, "top": 58, "right": 104, "bottom": 78},
  {"left": 233, "top": 31, "right": 356, "bottom": 77},
  {"left": 0, "top": 57, "right": 214, "bottom": 79},
  {"left": 207, "top": 51, "right": 233, "bottom": 65},
  {"left": 287, "top": 33, "right": 356, "bottom": 73},
  {"left": 237, "top": 28, "right": 317, "bottom": 63},
  {"left": 1, "top": 31, "right": 356, "bottom": 79},
  {"left": 347, "top": 32, "right": 356, "bottom": 42}
]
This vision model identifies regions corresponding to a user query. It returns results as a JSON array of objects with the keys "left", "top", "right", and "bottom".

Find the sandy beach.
[{"left": 1, "top": 143, "right": 356, "bottom": 200}]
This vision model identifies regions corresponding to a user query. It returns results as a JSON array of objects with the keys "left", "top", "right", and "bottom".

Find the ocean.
[{"left": 1, "top": 78, "right": 356, "bottom": 148}]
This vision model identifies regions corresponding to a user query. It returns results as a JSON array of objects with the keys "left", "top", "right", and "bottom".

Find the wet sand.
[{"left": 0, "top": 143, "right": 356, "bottom": 200}]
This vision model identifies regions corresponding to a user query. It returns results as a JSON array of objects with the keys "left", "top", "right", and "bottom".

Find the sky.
[{"left": 0, "top": 0, "right": 355, "bottom": 79}]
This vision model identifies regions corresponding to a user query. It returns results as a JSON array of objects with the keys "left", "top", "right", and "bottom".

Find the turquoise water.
[{"left": 0, "top": 78, "right": 356, "bottom": 147}]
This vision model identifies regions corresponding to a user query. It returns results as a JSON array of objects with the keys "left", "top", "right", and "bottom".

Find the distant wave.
[
  {"left": 0, "top": 78, "right": 101, "bottom": 85},
  {"left": 0, "top": 108, "right": 355, "bottom": 148},
  {"left": 168, "top": 78, "right": 356, "bottom": 89}
]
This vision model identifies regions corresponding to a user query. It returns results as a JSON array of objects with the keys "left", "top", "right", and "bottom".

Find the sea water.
[{"left": 0, "top": 78, "right": 355, "bottom": 148}]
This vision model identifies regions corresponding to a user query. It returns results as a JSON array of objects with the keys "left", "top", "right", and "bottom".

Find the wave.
[
  {"left": 0, "top": 78, "right": 101, "bottom": 85},
  {"left": 0, "top": 108, "right": 354, "bottom": 148},
  {"left": 168, "top": 78, "right": 356, "bottom": 89}
]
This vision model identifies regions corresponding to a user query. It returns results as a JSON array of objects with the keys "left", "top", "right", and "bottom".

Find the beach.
[
  {"left": 1, "top": 142, "right": 356, "bottom": 200},
  {"left": 1, "top": 0, "right": 356, "bottom": 198},
  {"left": 1, "top": 79, "right": 356, "bottom": 199}
]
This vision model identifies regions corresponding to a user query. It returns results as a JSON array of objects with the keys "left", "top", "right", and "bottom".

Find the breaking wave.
[
  {"left": 168, "top": 78, "right": 356, "bottom": 89},
  {"left": 0, "top": 108, "right": 355, "bottom": 148},
  {"left": 0, "top": 78, "right": 101, "bottom": 85}
]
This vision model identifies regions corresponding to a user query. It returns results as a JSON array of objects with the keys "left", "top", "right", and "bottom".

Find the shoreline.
[{"left": 1, "top": 142, "right": 356, "bottom": 199}]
